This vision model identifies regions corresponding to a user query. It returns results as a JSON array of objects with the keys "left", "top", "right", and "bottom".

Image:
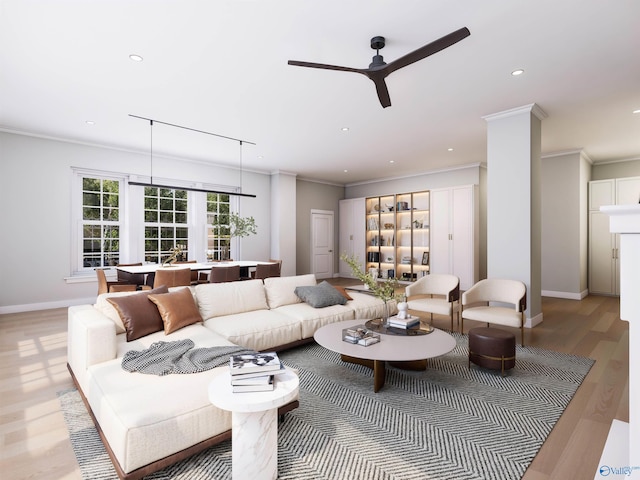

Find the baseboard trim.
[
  {"left": 0, "top": 297, "right": 95, "bottom": 315},
  {"left": 525, "top": 312, "right": 544, "bottom": 329},
  {"left": 542, "top": 289, "right": 589, "bottom": 300}
]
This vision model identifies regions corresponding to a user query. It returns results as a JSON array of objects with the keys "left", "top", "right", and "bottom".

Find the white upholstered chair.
[
  {"left": 405, "top": 274, "right": 460, "bottom": 331},
  {"left": 461, "top": 278, "right": 527, "bottom": 346}
]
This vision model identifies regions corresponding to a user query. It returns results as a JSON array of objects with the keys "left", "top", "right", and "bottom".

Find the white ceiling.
[{"left": 1, "top": 0, "right": 639, "bottom": 185}]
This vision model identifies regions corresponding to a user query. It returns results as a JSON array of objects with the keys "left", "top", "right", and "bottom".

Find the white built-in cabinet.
[
  {"left": 338, "top": 197, "right": 366, "bottom": 278},
  {"left": 429, "top": 185, "right": 479, "bottom": 291},
  {"left": 589, "top": 177, "right": 640, "bottom": 295}
]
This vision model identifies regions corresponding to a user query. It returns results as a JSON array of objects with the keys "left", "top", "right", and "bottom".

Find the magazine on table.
[
  {"left": 230, "top": 362, "right": 287, "bottom": 380},
  {"left": 232, "top": 376, "right": 275, "bottom": 393},
  {"left": 231, "top": 374, "right": 275, "bottom": 386},
  {"left": 229, "top": 352, "right": 281, "bottom": 375}
]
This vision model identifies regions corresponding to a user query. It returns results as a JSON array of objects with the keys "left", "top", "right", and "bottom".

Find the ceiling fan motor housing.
[{"left": 370, "top": 36, "right": 386, "bottom": 50}]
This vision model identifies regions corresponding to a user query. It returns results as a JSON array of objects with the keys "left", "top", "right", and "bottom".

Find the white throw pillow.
[{"left": 263, "top": 274, "right": 317, "bottom": 308}]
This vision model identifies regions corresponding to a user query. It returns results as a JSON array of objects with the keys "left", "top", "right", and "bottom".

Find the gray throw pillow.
[{"left": 294, "top": 281, "right": 348, "bottom": 308}]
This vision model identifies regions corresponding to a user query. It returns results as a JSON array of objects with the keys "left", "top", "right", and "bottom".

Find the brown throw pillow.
[
  {"left": 148, "top": 287, "right": 203, "bottom": 335},
  {"left": 106, "top": 286, "right": 169, "bottom": 342},
  {"left": 332, "top": 285, "right": 353, "bottom": 301}
]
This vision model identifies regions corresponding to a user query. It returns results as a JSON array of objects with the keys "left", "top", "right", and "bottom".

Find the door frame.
[{"left": 310, "top": 209, "right": 335, "bottom": 279}]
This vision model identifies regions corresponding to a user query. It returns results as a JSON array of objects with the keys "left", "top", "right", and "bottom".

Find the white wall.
[
  {"left": 0, "top": 131, "right": 273, "bottom": 312},
  {"left": 541, "top": 151, "right": 591, "bottom": 298},
  {"left": 296, "top": 179, "right": 345, "bottom": 275},
  {"left": 345, "top": 165, "right": 482, "bottom": 199}
]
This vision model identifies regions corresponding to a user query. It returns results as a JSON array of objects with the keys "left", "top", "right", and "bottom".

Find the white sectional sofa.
[{"left": 67, "top": 274, "right": 393, "bottom": 479}]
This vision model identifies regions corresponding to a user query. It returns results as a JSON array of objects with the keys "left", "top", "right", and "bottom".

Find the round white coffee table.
[
  {"left": 314, "top": 319, "right": 456, "bottom": 392},
  {"left": 208, "top": 369, "right": 299, "bottom": 480}
]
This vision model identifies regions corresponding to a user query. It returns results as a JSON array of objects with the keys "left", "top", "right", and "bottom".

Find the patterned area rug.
[{"left": 59, "top": 333, "right": 594, "bottom": 480}]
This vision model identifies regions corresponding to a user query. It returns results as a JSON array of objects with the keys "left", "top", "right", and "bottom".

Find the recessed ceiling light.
[
  {"left": 447, "top": 147, "right": 454, "bottom": 152},
  {"left": 343, "top": 169, "right": 348, "bottom": 173},
  {"left": 341, "top": 127, "right": 349, "bottom": 132},
  {"left": 257, "top": 155, "right": 264, "bottom": 159},
  {"left": 511, "top": 69, "right": 524, "bottom": 76},
  {"left": 129, "top": 54, "right": 143, "bottom": 62},
  {"left": 633, "top": 109, "right": 640, "bottom": 114},
  {"left": 85, "top": 120, "right": 95, "bottom": 126},
  {"left": 389, "top": 160, "right": 395, "bottom": 164}
]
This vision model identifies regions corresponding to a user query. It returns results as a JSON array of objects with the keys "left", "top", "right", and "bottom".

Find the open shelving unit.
[{"left": 365, "top": 190, "right": 429, "bottom": 283}]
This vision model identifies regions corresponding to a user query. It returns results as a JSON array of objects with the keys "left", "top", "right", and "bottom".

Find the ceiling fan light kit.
[{"left": 288, "top": 27, "right": 470, "bottom": 108}]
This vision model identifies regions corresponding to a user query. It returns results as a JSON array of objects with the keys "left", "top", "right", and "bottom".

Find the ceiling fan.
[{"left": 288, "top": 27, "right": 470, "bottom": 108}]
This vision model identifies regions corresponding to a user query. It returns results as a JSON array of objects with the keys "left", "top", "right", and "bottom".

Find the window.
[
  {"left": 206, "top": 193, "right": 231, "bottom": 260},
  {"left": 80, "top": 176, "right": 123, "bottom": 268},
  {"left": 144, "top": 187, "right": 189, "bottom": 263}
]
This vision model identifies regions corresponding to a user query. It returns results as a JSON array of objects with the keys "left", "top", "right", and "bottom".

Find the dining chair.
[
  {"left": 209, "top": 265, "right": 241, "bottom": 283},
  {"left": 251, "top": 259, "right": 282, "bottom": 279},
  {"left": 96, "top": 269, "right": 137, "bottom": 295},
  {"left": 254, "top": 262, "right": 281, "bottom": 280},
  {"left": 153, "top": 267, "right": 192, "bottom": 288},
  {"left": 175, "top": 260, "right": 199, "bottom": 285}
]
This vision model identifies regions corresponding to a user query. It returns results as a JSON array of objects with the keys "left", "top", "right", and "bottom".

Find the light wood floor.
[{"left": 0, "top": 292, "right": 628, "bottom": 480}]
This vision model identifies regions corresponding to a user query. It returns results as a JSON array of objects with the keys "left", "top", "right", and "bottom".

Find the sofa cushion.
[
  {"left": 344, "top": 292, "right": 398, "bottom": 321},
  {"left": 87, "top": 324, "right": 235, "bottom": 474},
  {"left": 106, "top": 286, "right": 169, "bottom": 341},
  {"left": 263, "top": 274, "right": 317, "bottom": 309},
  {"left": 148, "top": 287, "right": 203, "bottom": 335},
  {"left": 274, "top": 302, "right": 354, "bottom": 338},
  {"left": 203, "top": 310, "right": 302, "bottom": 352},
  {"left": 294, "top": 281, "right": 348, "bottom": 308},
  {"left": 195, "top": 279, "right": 268, "bottom": 320}
]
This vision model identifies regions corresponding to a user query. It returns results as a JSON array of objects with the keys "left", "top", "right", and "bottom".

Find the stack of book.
[
  {"left": 342, "top": 325, "right": 381, "bottom": 346},
  {"left": 388, "top": 315, "right": 420, "bottom": 329},
  {"left": 229, "top": 352, "right": 285, "bottom": 393}
]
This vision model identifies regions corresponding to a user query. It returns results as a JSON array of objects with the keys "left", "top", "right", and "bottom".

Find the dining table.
[{"left": 116, "top": 261, "right": 272, "bottom": 283}]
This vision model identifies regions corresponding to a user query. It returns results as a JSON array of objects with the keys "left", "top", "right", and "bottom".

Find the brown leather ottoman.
[{"left": 468, "top": 327, "right": 516, "bottom": 376}]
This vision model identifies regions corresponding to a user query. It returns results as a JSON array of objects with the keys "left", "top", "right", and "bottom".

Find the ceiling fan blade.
[
  {"left": 384, "top": 27, "right": 470, "bottom": 76},
  {"left": 371, "top": 76, "right": 392, "bottom": 108},
  {"left": 288, "top": 60, "right": 363, "bottom": 74}
]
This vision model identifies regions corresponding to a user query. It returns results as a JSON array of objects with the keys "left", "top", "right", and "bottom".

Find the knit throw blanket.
[{"left": 121, "top": 340, "right": 255, "bottom": 376}]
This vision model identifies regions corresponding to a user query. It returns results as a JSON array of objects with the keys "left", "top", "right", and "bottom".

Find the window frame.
[
  {"left": 70, "top": 169, "right": 242, "bottom": 277},
  {"left": 71, "top": 168, "right": 128, "bottom": 276}
]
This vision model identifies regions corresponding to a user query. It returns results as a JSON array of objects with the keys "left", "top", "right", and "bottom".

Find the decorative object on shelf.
[
  {"left": 341, "top": 253, "right": 401, "bottom": 325},
  {"left": 385, "top": 203, "right": 394, "bottom": 212},
  {"left": 384, "top": 223, "right": 394, "bottom": 229},
  {"left": 413, "top": 219, "right": 423, "bottom": 228},
  {"left": 422, "top": 252, "right": 429, "bottom": 265}
]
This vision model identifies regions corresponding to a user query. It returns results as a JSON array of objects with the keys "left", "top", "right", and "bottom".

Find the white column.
[
  {"left": 598, "top": 205, "right": 640, "bottom": 478},
  {"left": 270, "top": 171, "right": 297, "bottom": 275},
  {"left": 483, "top": 104, "right": 547, "bottom": 327}
]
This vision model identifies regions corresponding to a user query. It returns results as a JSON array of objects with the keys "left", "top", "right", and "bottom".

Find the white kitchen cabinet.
[
  {"left": 588, "top": 177, "right": 640, "bottom": 295},
  {"left": 430, "top": 185, "right": 478, "bottom": 291},
  {"left": 338, "top": 197, "right": 366, "bottom": 278}
]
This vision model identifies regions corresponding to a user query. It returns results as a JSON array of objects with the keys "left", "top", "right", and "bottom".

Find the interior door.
[{"left": 311, "top": 210, "right": 334, "bottom": 279}]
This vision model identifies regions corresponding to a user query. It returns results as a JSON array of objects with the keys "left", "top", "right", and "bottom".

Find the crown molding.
[
  {"left": 482, "top": 103, "right": 548, "bottom": 122},
  {"left": 345, "top": 162, "right": 484, "bottom": 188}
]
